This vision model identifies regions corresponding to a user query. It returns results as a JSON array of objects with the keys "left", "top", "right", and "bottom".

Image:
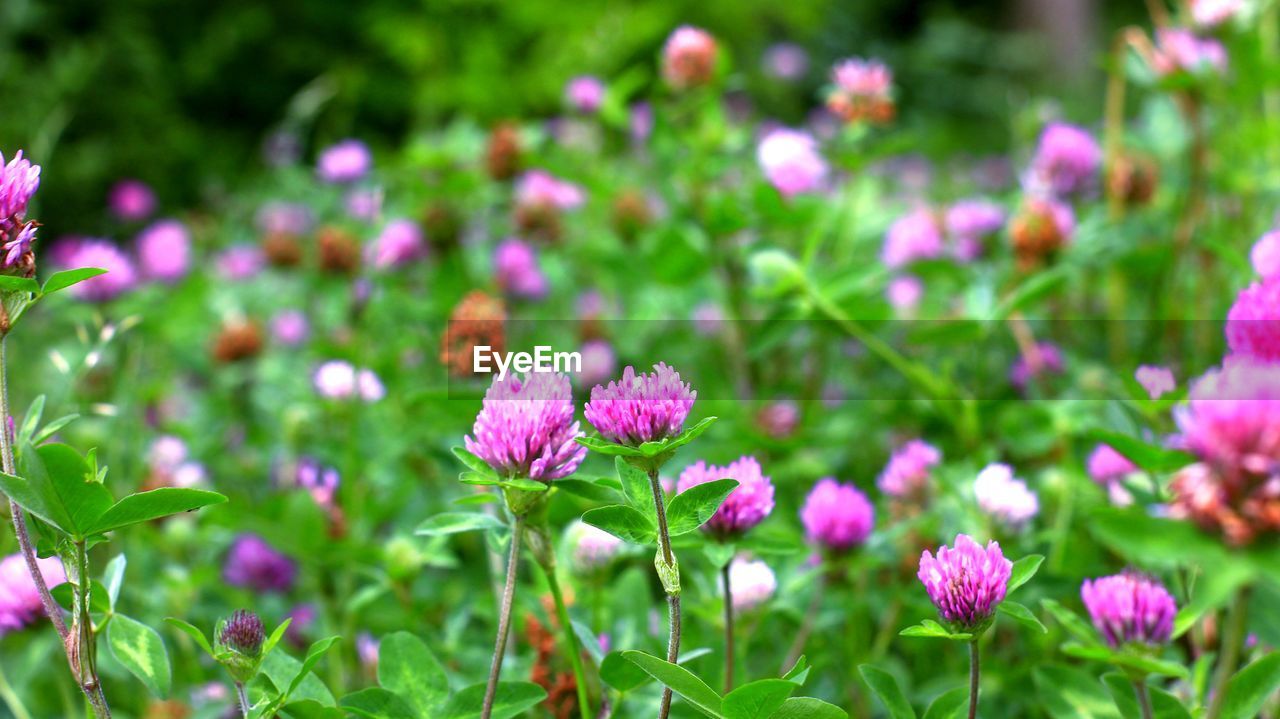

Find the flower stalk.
[
  {"left": 967, "top": 640, "right": 980, "bottom": 719},
  {"left": 647, "top": 465, "right": 681, "bottom": 719},
  {"left": 721, "top": 561, "right": 735, "bottom": 693},
  {"left": 1206, "top": 586, "right": 1251, "bottom": 719},
  {"left": 482, "top": 513, "right": 526, "bottom": 719}
]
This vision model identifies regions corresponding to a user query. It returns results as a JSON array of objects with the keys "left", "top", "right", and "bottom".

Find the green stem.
[
  {"left": 722, "top": 562, "right": 734, "bottom": 694},
  {"left": 542, "top": 561, "right": 592, "bottom": 719},
  {"left": 1206, "top": 586, "right": 1251, "bottom": 719},
  {"left": 781, "top": 573, "right": 826, "bottom": 673},
  {"left": 0, "top": 660, "right": 32, "bottom": 719},
  {"left": 646, "top": 466, "right": 680, "bottom": 719},
  {"left": 968, "top": 640, "right": 980, "bottom": 719},
  {"left": 235, "top": 681, "right": 250, "bottom": 719},
  {"left": 481, "top": 514, "right": 525, "bottom": 719},
  {"left": 1133, "top": 679, "right": 1154, "bottom": 719}
]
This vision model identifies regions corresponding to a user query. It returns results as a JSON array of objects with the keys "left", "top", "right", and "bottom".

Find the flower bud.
[{"left": 215, "top": 610, "right": 266, "bottom": 683}]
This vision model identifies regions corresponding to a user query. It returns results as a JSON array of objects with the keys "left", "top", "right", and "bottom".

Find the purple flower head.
[
  {"left": 877, "top": 439, "right": 941, "bottom": 498},
  {"left": 494, "top": 238, "right": 548, "bottom": 300},
  {"left": 216, "top": 245, "right": 265, "bottom": 281},
  {"left": 886, "top": 275, "right": 923, "bottom": 312},
  {"left": 256, "top": 202, "right": 313, "bottom": 236},
  {"left": 565, "top": 76, "right": 605, "bottom": 114},
  {"left": 577, "top": 339, "right": 617, "bottom": 389},
  {"left": 584, "top": 363, "right": 696, "bottom": 446},
  {"left": 1152, "top": 29, "right": 1228, "bottom": 77},
  {"left": 1136, "top": 365, "right": 1177, "bottom": 400},
  {"left": 370, "top": 218, "right": 424, "bottom": 269},
  {"left": 358, "top": 369, "right": 385, "bottom": 402},
  {"left": 295, "top": 458, "right": 340, "bottom": 508},
  {"left": 317, "top": 140, "right": 372, "bottom": 183},
  {"left": 224, "top": 534, "right": 297, "bottom": 594},
  {"left": 1088, "top": 444, "right": 1137, "bottom": 484},
  {"left": 218, "top": 609, "right": 265, "bottom": 656},
  {"left": 1010, "top": 342, "right": 1065, "bottom": 389},
  {"left": 882, "top": 208, "right": 944, "bottom": 269},
  {"left": 515, "top": 170, "right": 584, "bottom": 211},
  {"left": 945, "top": 199, "right": 1005, "bottom": 261},
  {"left": 0, "top": 150, "right": 40, "bottom": 222},
  {"left": 108, "top": 180, "right": 156, "bottom": 222},
  {"left": 1030, "top": 123, "right": 1101, "bottom": 197},
  {"left": 676, "top": 456, "right": 774, "bottom": 536},
  {"left": 756, "top": 400, "right": 800, "bottom": 439},
  {"left": 136, "top": 219, "right": 191, "bottom": 283},
  {"left": 917, "top": 534, "right": 1012, "bottom": 630},
  {"left": 569, "top": 520, "right": 623, "bottom": 571},
  {"left": 1226, "top": 279, "right": 1280, "bottom": 361},
  {"left": 0, "top": 553, "right": 66, "bottom": 636},
  {"left": 1175, "top": 357, "right": 1280, "bottom": 478},
  {"left": 662, "top": 26, "right": 718, "bottom": 90},
  {"left": 1081, "top": 572, "right": 1177, "bottom": 647},
  {"left": 800, "top": 478, "right": 874, "bottom": 552},
  {"left": 345, "top": 187, "right": 384, "bottom": 221},
  {"left": 827, "top": 58, "right": 895, "bottom": 124},
  {"left": 1251, "top": 231, "right": 1280, "bottom": 280},
  {"left": 974, "top": 463, "right": 1039, "bottom": 528},
  {"left": 271, "top": 310, "right": 309, "bottom": 347},
  {"left": 727, "top": 557, "right": 777, "bottom": 611},
  {"left": 465, "top": 371, "right": 586, "bottom": 482},
  {"left": 763, "top": 43, "right": 809, "bottom": 81},
  {"left": 2, "top": 223, "right": 37, "bottom": 269},
  {"left": 357, "top": 632, "right": 380, "bottom": 671},
  {"left": 757, "top": 128, "right": 827, "bottom": 198},
  {"left": 630, "top": 102, "right": 654, "bottom": 143},
  {"left": 66, "top": 240, "right": 138, "bottom": 302}
]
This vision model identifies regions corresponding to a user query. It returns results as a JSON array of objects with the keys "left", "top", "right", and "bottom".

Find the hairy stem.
[
  {"left": 73, "top": 540, "right": 110, "bottom": 718},
  {"left": 647, "top": 466, "right": 680, "bottom": 719},
  {"left": 482, "top": 514, "right": 525, "bottom": 719},
  {"left": 968, "top": 640, "right": 980, "bottom": 719},
  {"left": 722, "top": 562, "right": 735, "bottom": 693},
  {"left": 541, "top": 560, "right": 592, "bottom": 719},
  {"left": 1133, "top": 679, "right": 1154, "bottom": 719},
  {"left": 1206, "top": 586, "right": 1251, "bottom": 719},
  {"left": 235, "top": 681, "right": 250, "bottom": 719}
]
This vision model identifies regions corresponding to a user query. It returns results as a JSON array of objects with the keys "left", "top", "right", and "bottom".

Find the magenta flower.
[
  {"left": 565, "top": 76, "right": 605, "bottom": 114},
  {"left": 2, "top": 223, "right": 36, "bottom": 269},
  {"left": 974, "top": 463, "right": 1039, "bottom": 528},
  {"left": 757, "top": 128, "right": 827, "bottom": 198},
  {"left": 1176, "top": 357, "right": 1280, "bottom": 478},
  {"left": 515, "top": 170, "right": 584, "bottom": 211},
  {"left": 1152, "top": 28, "right": 1228, "bottom": 77},
  {"left": 584, "top": 363, "right": 696, "bottom": 446},
  {"left": 727, "top": 557, "right": 776, "bottom": 611},
  {"left": 800, "top": 478, "right": 874, "bottom": 552},
  {"left": 0, "top": 553, "right": 66, "bottom": 636},
  {"left": 1081, "top": 572, "right": 1176, "bottom": 647},
  {"left": 1136, "top": 365, "right": 1177, "bottom": 400},
  {"left": 317, "top": 139, "right": 372, "bottom": 183},
  {"left": 216, "top": 245, "right": 265, "bottom": 281},
  {"left": 108, "top": 179, "right": 156, "bottom": 222},
  {"left": 569, "top": 520, "right": 624, "bottom": 571},
  {"left": 662, "top": 26, "right": 718, "bottom": 90},
  {"left": 756, "top": 400, "right": 800, "bottom": 439},
  {"left": 763, "top": 43, "right": 809, "bottom": 81},
  {"left": 224, "top": 534, "right": 297, "bottom": 594},
  {"left": 630, "top": 102, "right": 654, "bottom": 143},
  {"left": 826, "top": 58, "right": 895, "bottom": 124},
  {"left": 1088, "top": 444, "right": 1137, "bottom": 484},
  {"left": 1251, "top": 230, "right": 1280, "bottom": 280},
  {"left": 357, "top": 632, "right": 380, "bottom": 672},
  {"left": 494, "top": 238, "right": 548, "bottom": 300},
  {"left": 1029, "top": 123, "right": 1101, "bottom": 197},
  {"left": 465, "top": 371, "right": 586, "bottom": 482},
  {"left": 882, "top": 208, "right": 944, "bottom": 269},
  {"left": 886, "top": 275, "right": 924, "bottom": 312},
  {"left": 0, "top": 150, "right": 40, "bottom": 223},
  {"left": 66, "top": 240, "right": 138, "bottom": 302},
  {"left": 345, "top": 187, "right": 384, "bottom": 221},
  {"left": 945, "top": 199, "right": 1005, "bottom": 261},
  {"left": 1225, "top": 279, "right": 1280, "bottom": 361},
  {"left": 877, "top": 439, "right": 941, "bottom": 498},
  {"left": 136, "top": 219, "right": 191, "bottom": 283},
  {"left": 256, "top": 202, "right": 313, "bottom": 236},
  {"left": 917, "top": 534, "right": 1012, "bottom": 630},
  {"left": 271, "top": 310, "right": 309, "bottom": 347},
  {"left": 370, "top": 218, "right": 424, "bottom": 269},
  {"left": 1010, "top": 342, "right": 1065, "bottom": 389},
  {"left": 676, "top": 456, "right": 774, "bottom": 536}
]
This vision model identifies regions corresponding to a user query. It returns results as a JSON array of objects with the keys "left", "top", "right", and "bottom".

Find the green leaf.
[
  {"left": 554, "top": 478, "right": 621, "bottom": 502},
  {"left": 459, "top": 472, "right": 501, "bottom": 486},
  {"left": 1007, "top": 554, "right": 1044, "bottom": 595},
  {"left": 164, "top": 618, "right": 213, "bottom": 657},
  {"left": 922, "top": 687, "right": 969, "bottom": 719},
  {"left": 88, "top": 488, "right": 226, "bottom": 534},
  {"left": 723, "top": 679, "right": 797, "bottom": 719},
  {"left": 582, "top": 505, "right": 656, "bottom": 545},
  {"left": 768, "top": 697, "right": 848, "bottom": 719},
  {"left": 858, "top": 665, "right": 916, "bottom": 719},
  {"left": 107, "top": 614, "right": 172, "bottom": 698},
  {"left": 33, "top": 413, "right": 79, "bottom": 445},
  {"left": 1034, "top": 666, "right": 1123, "bottom": 719},
  {"left": 575, "top": 436, "right": 644, "bottom": 457},
  {"left": 899, "top": 619, "right": 972, "bottom": 641},
  {"left": 1101, "top": 674, "right": 1192, "bottom": 719},
  {"left": 263, "top": 618, "right": 292, "bottom": 658},
  {"left": 1083, "top": 430, "right": 1194, "bottom": 474},
  {"left": 601, "top": 650, "right": 652, "bottom": 692},
  {"left": 1218, "top": 653, "right": 1280, "bottom": 719},
  {"left": 988, "top": 267, "right": 1069, "bottom": 321},
  {"left": 340, "top": 688, "right": 417, "bottom": 719},
  {"left": 415, "top": 512, "right": 504, "bottom": 537},
  {"left": 279, "top": 700, "right": 347, "bottom": 719},
  {"left": 664, "top": 416, "right": 718, "bottom": 453},
  {"left": 616, "top": 456, "right": 655, "bottom": 511},
  {"left": 102, "top": 555, "right": 126, "bottom": 611},
  {"left": 6, "top": 443, "right": 114, "bottom": 538},
  {"left": 1040, "top": 599, "right": 1100, "bottom": 644},
  {"left": 499, "top": 478, "right": 548, "bottom": 492},
  {"left": 440, "top": 681, "right": 547, "bottom": 719},
  {"left": 18, "top": 396, "right": 44, "bottom": 447},
  {"left": 703, "top": 543, "right": 737, "bottom": 569},
  {"left": 288, "top": 637, "right": 340, "bottom": 698},
  {"left": 42, "top": 267, "right": 108, "bottom": 295},
  {"left": 0, "top": 276, "right": 40, "bottom": 294},
  {"left": 377, "top": 632, "right": 448, "bottom": 716},
  {"left": 261, "top": 650, "right": 334, "bottom": 706},
  {"left": 1089, "top": 508, "right": 1227, "bottom": 567},
  {"left": 781, "top": 656, "right": 810, "bottom": 685},
  {"left": 622, "top": 650, "right": 723, "bottom": 718},
  {"left": 451, "top": 447, "right": 497, "bottom": 477},
  {"left": 999, "top": 601, "right": 1047, "bottom": 634},
  {"left": 667, "top": 479, "right": 739, "bottom": 536},
  {"left": 1061, "top": 643, "right": 1189, "bottom": 678},
  {"left": 51, "top": 579, "right": 110, "bottom": 614}
]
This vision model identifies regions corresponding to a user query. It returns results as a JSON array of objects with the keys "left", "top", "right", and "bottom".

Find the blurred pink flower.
[
  {"left": 757, "top": 128, "right": 827, "bottom": 198},
  {"left": 66, "top": 240, "right": 138, "bottom": 302},
  {"left": 271, "top": 310, "right": 309, "bottom": 347},
  {"left": 0, "top": 553, "right": 66, "bottom": 636},
  {"left": 662, "top": 26, "right": 718, "bottom": 90},
  {"left": 109, "top": 179, "right": 156, "bottom": 222},
  {"left": 727, "top": 557, "right": 776, "bottom": 611},
  {"left": 1151, "top": 29, "right": 1228, "bottom": 77},
  {"left": 136, "top": 219, "right": 191, "bottom": 283},
  {"left": 882, "top": 208, "right": 944, "bottom": 269},
  {"left": 1135, "top": 365, "right": 1176, "bottom": 399},
  {"left": 370, "top": 218, "right": 424, "bottom": 269},
  {"left": 974, "top": 463, "right": 1039, "bottom": 528},
  {"left": 493, "top": 238, "right": 547, "bottom": 300},
  {"left": 317, "top": 139, "right": 372, "bottom": 183},
  {"left": 565, "top": 76, "right": 605, "bottom": 113},
  {"left": 1251, "top": 230, "right": 1280, "bottom": 280},
  {"left": 216, "top": 245, "right": 266, "bottom": 281}
]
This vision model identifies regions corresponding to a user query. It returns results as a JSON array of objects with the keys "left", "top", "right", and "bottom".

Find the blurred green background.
[{"left": 2, "top": 0, "right": 1147, "bottom": 238}]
